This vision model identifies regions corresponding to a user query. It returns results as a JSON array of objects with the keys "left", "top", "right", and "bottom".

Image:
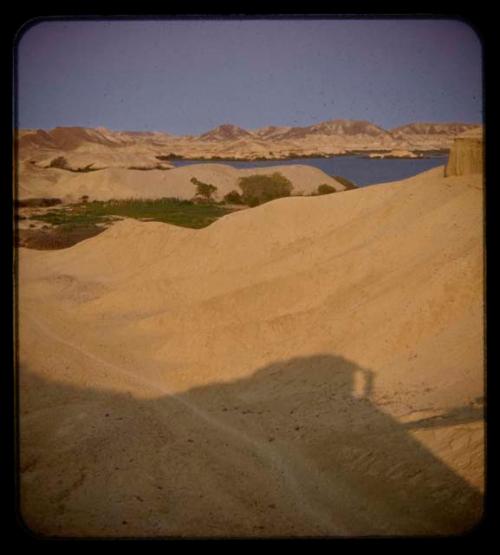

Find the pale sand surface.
[
  {"left": 17, "top": 162, "right": 345, "bottom": 202},
  {"left": 18, "top": 166, "right": 484, "bottom": 536}
]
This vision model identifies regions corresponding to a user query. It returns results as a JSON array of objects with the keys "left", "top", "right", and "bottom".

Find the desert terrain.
[
  {"left": 16, "top": 124, "right": 484, "bottom": 536},
  {"left": 17, "top": 120, "right": 480, "bottom": 171},
  {"left": 17, "top": 161, "right": 346, "bottom": 203}
]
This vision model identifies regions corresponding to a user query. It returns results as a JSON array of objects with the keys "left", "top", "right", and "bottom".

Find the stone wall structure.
[{"left": 445, "top": 127, "right": 484, "bottom": 177}]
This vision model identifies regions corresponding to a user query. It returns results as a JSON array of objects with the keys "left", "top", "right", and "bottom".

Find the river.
[{"left": 171, "top": 155, "right": 447, "bottom": 187}]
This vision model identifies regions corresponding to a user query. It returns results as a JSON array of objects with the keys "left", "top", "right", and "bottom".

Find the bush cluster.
[
  {"left": 238, "top": 172, "right": 293, "bottom": 206},
  {"left": 316, "top": 184, "right": 336, "bottom": 195},
  {"left": 223, "top": 190, "right": 244, "bottom": 204}
]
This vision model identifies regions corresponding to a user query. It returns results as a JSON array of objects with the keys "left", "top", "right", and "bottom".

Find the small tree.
[
  {"left": 191, "top": 177, "right": 217, "bottom": 201},
  {"left": 317, "top": 184, "right": 336, "bottom": 195}
]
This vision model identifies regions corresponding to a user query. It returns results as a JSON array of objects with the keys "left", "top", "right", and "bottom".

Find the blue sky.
[{"left": 16, "top": 18, "right": 483, "bottom": 134}]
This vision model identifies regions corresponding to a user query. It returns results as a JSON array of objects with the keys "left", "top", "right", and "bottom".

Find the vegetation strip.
[{"left": 30, "top": 198, "right": 234, "bottom": 229}]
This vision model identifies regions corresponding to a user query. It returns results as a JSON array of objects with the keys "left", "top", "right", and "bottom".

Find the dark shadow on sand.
[{"left": 18, "top": 354, "right": 484, "bottom": 537}]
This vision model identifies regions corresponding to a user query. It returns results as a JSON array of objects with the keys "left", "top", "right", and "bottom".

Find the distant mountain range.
[
  {"left": 17, "top": 119, "right": 482, "bottom": 163},
  {"left": 194, "top": 120, "right": 479, "bottom": 143}
]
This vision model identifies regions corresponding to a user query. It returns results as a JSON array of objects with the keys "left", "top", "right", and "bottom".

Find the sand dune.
[
  {"left": 18, "top": 166, "right": 484, "bottom": 536},
  {"left": 18, "top": 162, "right": 345, "bottom": 202}
]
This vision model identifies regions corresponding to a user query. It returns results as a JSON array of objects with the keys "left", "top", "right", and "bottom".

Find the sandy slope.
[
  {"left": 17, "top": 162, "right": 345, "bottom": 202},
  {"left": 17, "top": 166, "right": 484, "bottom": 537}
]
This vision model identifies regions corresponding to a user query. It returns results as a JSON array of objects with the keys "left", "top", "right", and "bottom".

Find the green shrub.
[
  {"left": 156, "top": 153, "right": 184, "bottom": 160},
  {"left": 246, "top": 196, "right": 261, "bottom": 207},
  {"left": 238, "top": 172, "right": 293, "bottom": 206},
  {"left": 223, "top": 190, "right": 244, "bottom": 204},
  {"left": 191, "top": 177, "right": 218, "bottom": 200},
  {"left": 317, "top": 184, "right": 336, "bottom": 195},
  {"left": 32, "top": 197, "right": 232, "bottom": 229}
]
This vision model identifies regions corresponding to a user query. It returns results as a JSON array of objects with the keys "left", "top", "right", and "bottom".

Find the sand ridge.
[
  {"left": 18, "top": 167, "right": 484, "bottom": 536},
  {"left": 17, "top": 161, "right": 346, "bottom": 202}
]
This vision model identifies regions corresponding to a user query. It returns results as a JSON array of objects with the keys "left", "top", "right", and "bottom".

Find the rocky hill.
[
  {"left": 390, "top": 123, "right": 481, "bottom": 152},
  {"left": 391, "top": 122, "right": 478, "bottom": 136},
  {"left": 199, "top": 124, "right": 256, "bottom": 142},
  {"left": 17, "top": 120, "right": 482, "bottom": 165},
  {"left": 279, "top": 119, "right": 391, "bottom": 140}
]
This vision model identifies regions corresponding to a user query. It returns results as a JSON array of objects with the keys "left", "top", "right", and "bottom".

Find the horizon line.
[{"left": 16, "top": 118, "right": 484, "bottom": 135}]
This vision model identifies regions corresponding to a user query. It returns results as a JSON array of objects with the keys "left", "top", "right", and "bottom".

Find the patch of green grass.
[{"left": 33, "top": 198, "right": 233, "bottom": 230}]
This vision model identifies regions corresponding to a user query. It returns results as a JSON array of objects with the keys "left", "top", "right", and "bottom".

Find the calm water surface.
[{"left": 172, "top": 156, "right": 447, "bottom": 187}]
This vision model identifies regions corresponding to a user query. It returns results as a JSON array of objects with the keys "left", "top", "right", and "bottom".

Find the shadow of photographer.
[{"left": 19, "top": 352, "right": 483, "bottom": 536}]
